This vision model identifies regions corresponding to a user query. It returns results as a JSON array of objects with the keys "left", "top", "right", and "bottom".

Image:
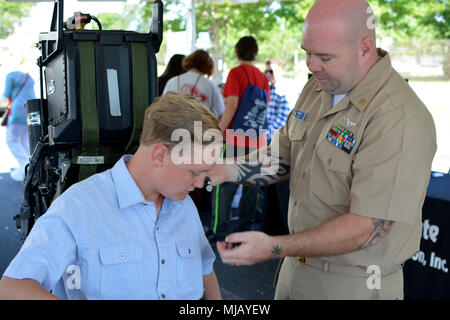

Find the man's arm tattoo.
[
  {"left": 272, "top": 245, "right": 283, "bottom": 256},
  {"left": 236, "top": 147, "right": 290, "bottom": 186},
  {"left": 357, "top": 218, "right": 394, "bottom": 250}
]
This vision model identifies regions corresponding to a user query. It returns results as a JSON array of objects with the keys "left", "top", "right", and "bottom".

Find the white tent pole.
[{"left": 185, "top": 0, "right": 196, "bottom": 53}]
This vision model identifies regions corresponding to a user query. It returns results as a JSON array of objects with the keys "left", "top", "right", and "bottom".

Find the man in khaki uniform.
[{"left": 212, "top": 0, "right": 437, "bottom": 299}]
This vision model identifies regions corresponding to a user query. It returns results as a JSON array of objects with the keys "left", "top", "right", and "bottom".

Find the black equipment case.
[{"left": 16, "top": 0, "right": 163, "bottom": 240}]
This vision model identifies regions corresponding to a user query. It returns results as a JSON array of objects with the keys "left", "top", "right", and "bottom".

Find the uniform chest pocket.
[
  {"left": 99, "top": 245, "right": 145, "bottom": 299},
  {"left": 310, "top": 140, "right": 354, "bottom": 206},
  {"left": 316, "top": 139, "right": 353, "bottom": 173},
  {"left": 287, "top": 118, "right": 308, "bottom": 142},
  {"left": 175, "top": 243, "right": 202, "bottom": 289}
]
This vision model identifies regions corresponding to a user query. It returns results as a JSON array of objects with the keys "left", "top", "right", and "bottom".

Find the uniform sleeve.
[
  {"left": 350, "top": 107, "right": 437, "bottom": 223},
  {"left": 3, "top": 202, "right": 77, "bottom": 291}
]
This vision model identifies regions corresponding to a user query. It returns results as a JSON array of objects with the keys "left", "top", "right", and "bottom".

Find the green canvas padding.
[
  {"left": 78, "top": 41, "right": 99, "bottom": 180},
  {"left": 126, "top": 42, "right": 149, "bottom": 153}
]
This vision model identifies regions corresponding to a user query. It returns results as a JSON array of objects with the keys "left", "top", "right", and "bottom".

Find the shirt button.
[
  {"left": 120, "top": 253, "right": 126, "bottom": 259},
  {"left": 161, "top": 293, "right": 166, "bottom": 299},
  {"left": 302, "top": 172, "right": 306, "bottom": 178},
  {"left": 328, "top": 158, "right": 332, "bottom": 165},
  {"left": 294, "top": 201, "right": 298, "bottom": 206},
  {"left": 161, "top": 259, "right": 166, "bottom": 264}
]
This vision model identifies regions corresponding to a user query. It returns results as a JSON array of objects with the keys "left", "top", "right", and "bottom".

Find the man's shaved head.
[
  {"left": 304, "top": 0, "right": 376, "bottom": 47},
  {"left": 301, "top": 0, "right": 380, "bottom": 94}
]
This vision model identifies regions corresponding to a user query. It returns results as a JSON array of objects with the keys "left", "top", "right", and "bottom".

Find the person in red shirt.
[
  {"left": 210, "top": 36, "right": 269, "bottom": 243},
  {"left": 219, "top": 36, "right": 270, "bottom": 132}
]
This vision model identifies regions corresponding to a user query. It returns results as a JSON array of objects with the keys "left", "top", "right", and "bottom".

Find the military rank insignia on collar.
[
  {"left": 294, "top": 110, "right": 307, "bottom": 121},
  {"left": 326, "top": 125, "right": 355, "bottom": 154}
]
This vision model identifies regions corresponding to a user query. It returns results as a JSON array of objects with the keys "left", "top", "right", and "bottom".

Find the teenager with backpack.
[{"left": 209, "top": 36, "right": 270, "bottom": 243}]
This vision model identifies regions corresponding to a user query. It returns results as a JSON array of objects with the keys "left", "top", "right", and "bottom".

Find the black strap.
[
  {"left": 177, "top": 72, "right": 202, "bottom": 95},
  {"left": 190, "top": 73, "right": 202, "bottom": 95},
  {"left": 240, "top": 65, "right": 267, "bottom": 93},
  {"left": 241, "top": 65, "right": 251, "bottom": 85}
]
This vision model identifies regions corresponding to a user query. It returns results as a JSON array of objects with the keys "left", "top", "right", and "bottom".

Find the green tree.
[
  {"left": 91, "top": 13, "right": 129, "bottom": 31},
  {"left": 195, "top": 0, "right": 278, "bottom": 76},
  {"left": 0, "top": 0, "right": 34, "bottom": 39},
  {"left": 149, "top": 0, "right": 314, "bottom": 79},
  {"left": 133, "top": 0, "right": 449, "bottom": 78},
  {"left": 369, "top": 0, "right": 450, "bottom": 78}
]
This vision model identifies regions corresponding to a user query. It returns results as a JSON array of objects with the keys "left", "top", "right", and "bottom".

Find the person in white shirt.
[{"left": 163, "top": 50, "right": 224, "bottom": 119}]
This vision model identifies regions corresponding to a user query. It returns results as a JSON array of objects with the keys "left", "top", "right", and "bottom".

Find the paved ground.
[
  {"left": 0, "top": 172, "right": 23, "bottom": 278},
  {"left": 0, "top": 125, "right": 24, "bottom": 276}
]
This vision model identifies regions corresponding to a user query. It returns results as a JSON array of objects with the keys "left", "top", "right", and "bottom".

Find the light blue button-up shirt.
[{"left": 4, "top": 155, "right": 215, "bottom": 299}]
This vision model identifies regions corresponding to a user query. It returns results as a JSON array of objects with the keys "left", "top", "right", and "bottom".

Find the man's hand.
[
  {"left": 216, "top": 231, "right": 280, "bottom": 266},
  {"left": 207, "top": 162, "right": 238, "bottom": 187},
  {"left": 216, "top": 214, "right": 394, "bottom": 267}
]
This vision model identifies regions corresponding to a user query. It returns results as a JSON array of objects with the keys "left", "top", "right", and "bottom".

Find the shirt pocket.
[
  {"left": 316, "top": 139, "right": 353, "bottom": 173},
  {"left": 287, "top": 118, "right": 308, "bottom": 142},
  {"left": 175, "top": 242, "right": 202, "bottom": 289},
  {"left": 287, "top": 118, "right": 309, "bottom": 191},
  {"left": 99, "top": 245, "right": 145, "bottom": 299},
  {"left": 311, "top": 139, "right": 353, "bottom": 206}
]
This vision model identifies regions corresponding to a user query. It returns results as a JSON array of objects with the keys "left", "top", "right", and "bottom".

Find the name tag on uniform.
[
  {"left": 326, "top": 125, "right": 355, "bottom": 154},
  {"left": 294, "top": 110, "right": 307, "bottom": 121}
]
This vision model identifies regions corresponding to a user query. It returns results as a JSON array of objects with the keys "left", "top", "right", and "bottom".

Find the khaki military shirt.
[{"left": 273, "top": 49, "right": 437, "bottom": 273}]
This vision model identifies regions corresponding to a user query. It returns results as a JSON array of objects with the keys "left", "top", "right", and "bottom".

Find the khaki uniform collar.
[
  {"left": 314, "top": 48, "right": 392, "bottom": 113},
  {"left": 348, "top": 48, "right": 392, "bottom": 112}
]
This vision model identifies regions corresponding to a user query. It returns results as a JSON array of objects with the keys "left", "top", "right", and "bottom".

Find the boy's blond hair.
[{"left": 140, "top": 92, "right": 220, "bottom": 147}]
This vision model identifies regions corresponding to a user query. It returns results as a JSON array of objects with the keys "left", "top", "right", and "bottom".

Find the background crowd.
[{"left": 158, "top": 36, "right": 291, "bottom": 243}]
